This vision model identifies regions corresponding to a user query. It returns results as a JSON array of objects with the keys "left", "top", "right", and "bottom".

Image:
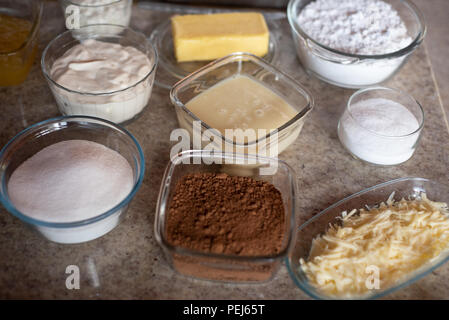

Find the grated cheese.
[{"left": 300, "top": 193, "right": 449, "bottom": 298}]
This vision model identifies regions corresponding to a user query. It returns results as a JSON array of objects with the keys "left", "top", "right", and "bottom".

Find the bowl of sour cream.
[{"left": 41, "top": 24, "right": 158, "bottom": 124}]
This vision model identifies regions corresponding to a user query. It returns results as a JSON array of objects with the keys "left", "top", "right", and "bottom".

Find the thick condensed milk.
[
  {"left": 182, "top": 74, "right": 301, "bottom": 155},
  {"left": 186, "top": 75, "right": 297, "bottom": 133}
]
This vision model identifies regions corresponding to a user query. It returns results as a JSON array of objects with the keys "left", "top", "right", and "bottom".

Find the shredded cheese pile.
[{"left": 300, "top": 193, "right": 449, "bottom": 298}]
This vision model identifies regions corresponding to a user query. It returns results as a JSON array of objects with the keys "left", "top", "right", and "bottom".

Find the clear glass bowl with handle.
[{"left": 286, "top": 177, "right": 449, "bottom": 299}]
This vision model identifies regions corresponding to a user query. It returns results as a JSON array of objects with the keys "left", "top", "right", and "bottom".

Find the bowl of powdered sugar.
[
  {"left": 0, "top": 116, "right": 145, "bottom": 244},
  {"left": 287, "top": 0, "right": 426, "bottom": 88}
]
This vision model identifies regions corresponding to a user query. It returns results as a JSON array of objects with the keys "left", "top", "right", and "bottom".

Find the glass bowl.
[
  {"left": 0, "top": 116, "right": 145, "bottom": 244},
  {"left": 155, "top": 150, "right": 297, "bottom": 283},
  {"left": 287, "top": 0, "right": 426, "bottom": 88},
  {"left": 338, "top": 86, "right": 424, "bottom": 166},
  {"left": 150, "top": 18, "right": 279, "bottom": 89},
  {"left": 59, "top": 0, "right": 132, "bottom": 31},
  {"left": 170, "top": 52, "right": 313, "bottom": 157},
  {"left": 41, "top": 25, "right": 158, "bottom": 125},
  {"left": 286, "top": 177, "right": 449, "bottom": 299},
  {"left": 0, "top": 0, "right": 42, "bottom": 86}
]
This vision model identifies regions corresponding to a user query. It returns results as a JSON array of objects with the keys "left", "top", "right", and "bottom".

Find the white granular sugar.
[
  {"left": 8, "top": 140, "right": 134, "bottom": 223},
  {"left": 338, "top": 98, "right": 420, "bottom": 165},
  {"left": 298, "top": 0, "right": 412, "bottom": 55}
]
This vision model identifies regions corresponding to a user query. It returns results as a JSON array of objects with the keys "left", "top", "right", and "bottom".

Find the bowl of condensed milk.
[{"left": 170, "top": 52, "right": 314, "bottom": 158}]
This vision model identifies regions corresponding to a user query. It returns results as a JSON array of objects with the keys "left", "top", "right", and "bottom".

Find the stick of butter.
[{"left": 171, "top": 12, "right": 269, "bottom": 62}]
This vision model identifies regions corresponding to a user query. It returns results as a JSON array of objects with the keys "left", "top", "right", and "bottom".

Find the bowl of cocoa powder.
[{"left": 155, "top": 150, "right": 297, "bottom": 283}]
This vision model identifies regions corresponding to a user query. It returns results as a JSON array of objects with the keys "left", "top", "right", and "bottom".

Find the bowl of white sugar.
[
  {"left": 0, "top": 116, "right": 145, "bottom": 244},
  {"left": 287, "top": 0, "right": 426, "bottom": 88},
  {"left": 338, "top": 86, "right": 424, "bottom": 166}
]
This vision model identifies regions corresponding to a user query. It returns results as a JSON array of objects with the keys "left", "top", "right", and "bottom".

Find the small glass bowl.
[
  {"left": 0, "top": 116, "right": 145, "bottom": 244},
  {"left": 286, "top": 177, "right": 449, "bottom": 300},
  {"left": 338, "top": 86, "right": 424, "bottom": 166},
  {"left": 41, "top": 25, "right": 158, "bottom": 124},
  {"left": 287, "top": 0, "right": 426, "bottom": 88},
  {"left": 59, "top": 0, "right": 132, "bottom": 31},
  {"left": 155, "top": 150, "right": 297, "bottom": 283},
  {"left": 0, "top": 0, "right": 42, "bottom": 86},
  {"left": 170, "top": 53, "right": 313, "bottom": 157},
  {"left": 150, "top": 18, "right": 279, "bottom": 89}
]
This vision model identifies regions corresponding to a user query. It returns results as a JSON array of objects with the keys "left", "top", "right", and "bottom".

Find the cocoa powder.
[
  {"left": 166, "top": 172, "right": 286, "bottom": 256},
  {"left": 165, "top": 172, "right": 287, "bottom": 282}
]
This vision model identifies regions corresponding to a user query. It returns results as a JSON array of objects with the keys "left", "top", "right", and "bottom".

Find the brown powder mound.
[{"left": 166, "top": 172, "right": 286, "bottom": 256}]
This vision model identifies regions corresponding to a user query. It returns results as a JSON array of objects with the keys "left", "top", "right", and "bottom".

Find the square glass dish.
[
  {"left": 155, "top": 150, "right": 297, "bottom": 282},
  {"left": 170, "top": 53, "right": 313, "bottom": 157},
  {"left": 286, "top": 177, "right": 449, "bottom": 299}
]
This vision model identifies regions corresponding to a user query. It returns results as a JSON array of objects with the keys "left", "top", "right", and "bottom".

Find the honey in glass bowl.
[{"left": 0, "top": 0, "right": 42, "bottom": 86}]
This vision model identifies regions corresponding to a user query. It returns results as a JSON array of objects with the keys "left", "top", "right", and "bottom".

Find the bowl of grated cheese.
[{"left": 286, "top": 177, "right": 449, "bottom": 299}]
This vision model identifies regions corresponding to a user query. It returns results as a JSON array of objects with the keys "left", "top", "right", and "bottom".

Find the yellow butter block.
[{"left": 171, "top": 12, "right": 269, "bottom": 62}]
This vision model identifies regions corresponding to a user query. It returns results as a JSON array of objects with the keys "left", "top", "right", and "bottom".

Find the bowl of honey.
[{"left": 0, "top": 0, "right": 43, "bottom": 86}]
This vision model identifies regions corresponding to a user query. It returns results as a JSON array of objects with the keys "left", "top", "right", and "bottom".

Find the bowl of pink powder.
[
  {"left": 0, "top": 116, "right": 145, "bottom": 244},
  {"left": 287, "top": 0, "right": 426, "bottom": 88}
]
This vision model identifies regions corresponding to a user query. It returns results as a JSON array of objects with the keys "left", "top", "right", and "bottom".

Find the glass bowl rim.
[
  {"left": 343, "top": 86, "right": 425, "bottom": 138},
  {"left": 59, "top": 0, "right": 127, "bottom": 8},
  {"left": 287, "top": 0, "right": 427, "bottom": 60},
  {"left": 0, "top": 0, "right": 43, "bottom": 56},
  {"left": 285, "top": 176, "right": 449, "bottom": 300},
  {"left": 169, "top": 52, "right": 314, "bottom": 147},
  {"left": 154, "top": 149, "right": 298, "bottom": 263},
  {"left": 40, "top": 24, "right": 158, "bottom": 96},
  {"left": 0, "top": 115, "right": 145, "bottom": 228}
]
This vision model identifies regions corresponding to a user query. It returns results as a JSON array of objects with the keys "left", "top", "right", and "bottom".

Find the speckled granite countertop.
[{"left": 0, "top": 2, "right": 448, "bottom": 299}]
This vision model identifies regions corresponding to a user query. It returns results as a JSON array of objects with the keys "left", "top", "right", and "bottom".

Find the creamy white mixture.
[
  {"left": 52, "top": 39, "right": 151, "bottom": 93},
  {"left": 8, "top": 140, "right": 134, "bottom": 243},
  {"left": 50, "top": 39, "right": 154, "bottom": 123}
]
